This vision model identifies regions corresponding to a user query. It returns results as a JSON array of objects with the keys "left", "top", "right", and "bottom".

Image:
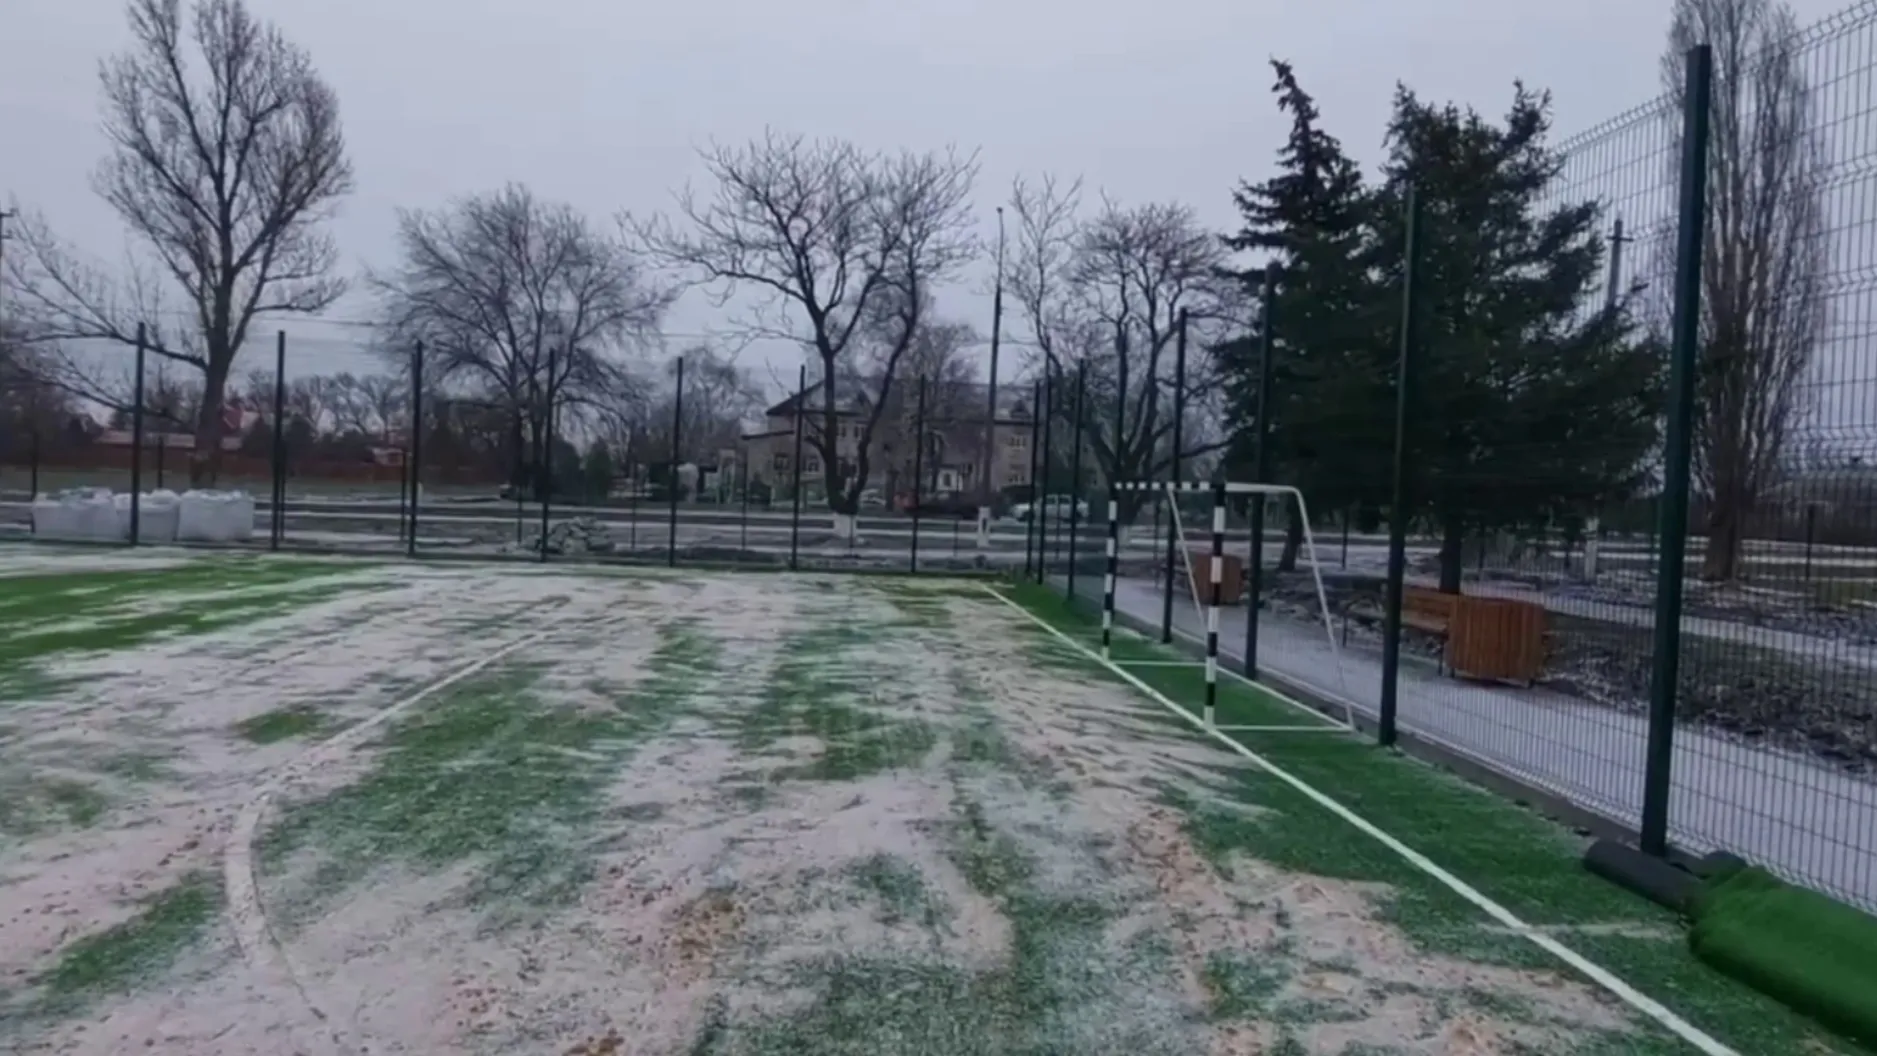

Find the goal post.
[{"left": 1107, "top": 479, "right": 1354, "bottom": 733}]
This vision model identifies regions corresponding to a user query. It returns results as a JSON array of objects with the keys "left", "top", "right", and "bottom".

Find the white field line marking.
[
  {"left": 980, "top": 585, "right": 1738, "bottom": 1056},
  {"left": 222, "top": 619, "right": 563, "bottom": 1056},
  {"left": 1100, "top": 622, "right": 1347, "bottom": 731},
  {"left": 1209, "top": 725, "right": 1343, "bottom": 734},
  {"left": 1122, "top": 621, "right": 1353, "bottom": 730}
]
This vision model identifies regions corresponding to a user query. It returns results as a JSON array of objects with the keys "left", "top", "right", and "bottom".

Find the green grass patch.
[
  {"left": 999, "top": 603, "right": 1330, "bottom": 734},
  {"left": 258, "top": 619, "right": 719, "bottom": 925},
  {"left": 993, "top": 581, "right": 1872, "bottom": 1056},
  {"left": 0, "top": 558, "right": 379, "bottom": 695},
  {"left": 235, "top": 706, "right": 328, "bottom": 744},
  {"left": 849, "top": 854, "right": 936, "bottom": 927},
  {"left": 711, "top": 799, "right": 1194, "bottom": 1056},
  {"left": 734, "top": 608, "right": 936, "bottom": 782},
  {"left": 1203, "top": 950, "right": 1291, "bottom": 1020},
  {"left": 0, "top": 775, "right": 110, "bottom": 836},
  {"left": 31, "top": 872, "right": 221, "bottom": 1012}
]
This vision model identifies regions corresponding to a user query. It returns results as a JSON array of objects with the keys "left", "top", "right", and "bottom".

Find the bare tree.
[
  {"left": 326, "top": 373, "right": 375, "bottom": 436},
  {"left": 628, "top": 133, "right": 979, "bottom": 537},
  {"left": 3, "top": 0, "right": 353, "bottom": 485},
  {"left": 143, "top": 361, "right": 205, "bottom": 431},
  {"left": 355, "top": 373, "right": 408, "bottom": 441},
  {"left": 641, "top": 345, "right": 764, "bottom": 467},
  {"left": 1663, "top": 0, "right": 1826, "bottom": 580},
  {"left": 285, "top": 374, "right": 340, "bottom": 433},
  {"left": 375, "top": 183, "right": 671, "bottom": 498},
  {"left": 1008, "top": 176, "right": 1236, "bottom": 520}
]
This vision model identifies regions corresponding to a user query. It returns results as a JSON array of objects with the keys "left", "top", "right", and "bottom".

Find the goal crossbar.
[{"left": 1100, "top": 479, "right": 1354, "bottom": 733}]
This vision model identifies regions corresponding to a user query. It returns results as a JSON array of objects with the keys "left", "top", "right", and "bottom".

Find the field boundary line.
[
  {"left": 981, "top": 584, "right": 1737, "bottom": 1056},
  {"left": 1212, "top": 724, "right": 1349, "bottom": 733},
  {"left": 1112, "top": 621, "right": 1352, "bottom": 730},
  {"left": 222, "top": 614, "right": 567, "bottom": 1056}
]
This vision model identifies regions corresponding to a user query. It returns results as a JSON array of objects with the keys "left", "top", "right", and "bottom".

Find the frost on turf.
[{"left": 1, "top": 570, "right": 1657, "bottom": 1055}]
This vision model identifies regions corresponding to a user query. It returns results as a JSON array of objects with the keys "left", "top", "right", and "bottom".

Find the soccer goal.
[{"left": 1102, "top": 480, "right": 1355, "bottom": 734}]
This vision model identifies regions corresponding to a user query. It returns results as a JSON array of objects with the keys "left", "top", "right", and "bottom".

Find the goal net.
[{"left": 1104, "top": 481, "right": 1354, "bottom": 733}]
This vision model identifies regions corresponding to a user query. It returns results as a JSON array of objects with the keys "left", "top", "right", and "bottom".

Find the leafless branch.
[
  {"left": 374, "top": 182, "right": 673, "bottom": 489},
  {"left": 5, "top": 0, "right": 353, "bottom": 485},
  {"left": 1008, "top": 175, "right": 1234, "bottom": 507},
  {"left": 1663, "top": 0, "right": 1827, "bottom": 580},
  {"left": 625, "top": 133, "right": 980, "bottom": 519}
]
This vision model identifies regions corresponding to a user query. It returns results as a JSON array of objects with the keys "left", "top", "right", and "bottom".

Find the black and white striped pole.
[
  {"left": 1101, "top": 496, "right": 1120, "bottom": 658},
  {"left": 1204, "top": 481, "right": 1227, "bottom": 728}
]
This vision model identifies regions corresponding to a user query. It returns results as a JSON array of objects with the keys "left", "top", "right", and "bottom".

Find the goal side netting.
[{"left": 1103, "top": 481, "right": 1354, "bottom": 733}]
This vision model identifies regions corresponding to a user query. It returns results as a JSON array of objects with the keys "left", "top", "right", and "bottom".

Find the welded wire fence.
[
  {"left": 1034, "top": 3, "right": 1877, "bottom": 916},
  {"left": 0, "top": 338, "right": 1049, "bottom": 575}
]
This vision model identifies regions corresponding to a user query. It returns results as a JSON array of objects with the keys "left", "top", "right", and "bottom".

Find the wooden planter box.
[{"left": 1446, "top": 596, "right": 1547, "bottom": 685}]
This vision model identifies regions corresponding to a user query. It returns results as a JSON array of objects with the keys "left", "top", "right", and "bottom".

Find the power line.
[{"left": 112, "top": 306, "right": 1049, "bottom": 351}]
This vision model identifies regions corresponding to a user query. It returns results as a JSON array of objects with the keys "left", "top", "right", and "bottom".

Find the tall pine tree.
[
  {"left": 1219, "top": 60, "right": 1390, "bottom": 569},
  {"left": 1370, "top": 86, "right": 1663, "bottom": 591}
]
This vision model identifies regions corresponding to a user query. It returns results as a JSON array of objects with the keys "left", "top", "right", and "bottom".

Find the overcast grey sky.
[{"left": 1, "top": 0, "right": 1851, "bottom": 395}]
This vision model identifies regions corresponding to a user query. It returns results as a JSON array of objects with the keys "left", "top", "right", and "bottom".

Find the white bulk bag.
[
  {"left": 176, "top": 490, "right": 256, "bottom": 543},
  {"left": 120, "top": 489, "right": 182, "bottom": 543}
]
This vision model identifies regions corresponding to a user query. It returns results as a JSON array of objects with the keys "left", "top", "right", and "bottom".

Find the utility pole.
[
  {"left": 1583, "top": 216, "right": 1631, "bottom": 586},
  {"left": 0, "top": 209, "right": 15, "bottom": 326},
  {"left": 1604, "top": 217, "right": 1630, "bottom": 314},
  {"left": 979, "top": 206, "right": 1007, "bottom": 549}
]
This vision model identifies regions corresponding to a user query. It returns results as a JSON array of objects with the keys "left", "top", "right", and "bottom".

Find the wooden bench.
[{"left": 1338, "top": 585, "right": 1547, "bottom": 686}]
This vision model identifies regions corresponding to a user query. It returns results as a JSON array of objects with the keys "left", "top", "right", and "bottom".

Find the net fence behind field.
[{"left": 1027, "top": 3, "right": 1877, "bottom": 916}]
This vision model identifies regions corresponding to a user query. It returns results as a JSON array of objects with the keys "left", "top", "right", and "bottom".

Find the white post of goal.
[
  {"left": 1203, "top": 481, "right": 1227, "bottom": 728},
  {"left": 1101, "top": 496, "right": 1120, "bottom": 659}
]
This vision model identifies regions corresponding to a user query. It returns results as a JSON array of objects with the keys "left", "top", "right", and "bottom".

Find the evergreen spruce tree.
[
  {"left": 1370, "top": 86, "right": 1663, "bottom": 591},
  {"left": 1218, "top": 60, "right": 1390, "bottom": 569}
]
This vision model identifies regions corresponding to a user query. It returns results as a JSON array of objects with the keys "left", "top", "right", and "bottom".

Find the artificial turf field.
[{"left": 0, "top": 547, "right": 1864, "bottom": 1055}]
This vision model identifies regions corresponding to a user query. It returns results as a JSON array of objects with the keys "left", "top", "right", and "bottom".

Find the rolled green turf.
[{"left": 1688, "top": 866, "right": 1877, "bottom": 1048}]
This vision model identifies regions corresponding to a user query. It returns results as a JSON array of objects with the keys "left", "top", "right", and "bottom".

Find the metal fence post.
[
  {"left": 1379, "top": 183, "right": 1422, "bottom": 749},
  {"left": 398, "top": 446, "right": 410, "bottom": 544},
  {"left": 1066, "top": 362, "right": 1087, "bottom": 598},
  {"left": 667, "top": 354, "right": 685, "bottom": 567},
  {"left": 628, "top": 461, "right": 639, "bottom": 553},
  {"left": 512, "top": 412, "right": 526, "bottom": 547},
  {"left": 540, "top": 344, "right": 557, "bottom": 564},
  {"left": 1113, "top": 326, "right": 1128, "bottom": 598},
  {"left": 407, "top": 342, "right": 424, "bottom": 559},
  {"left": 28, "top": 413, "right": 40, "bottom": 504},
  {"left": 1246, "top": 264, "right": 1277, "bottom": 677},
  {"left": 789, "top": 364, "right": 806, "bottom": 571},
  {"left": 272, "top": 332, "right": 287, "bottom": 551},
  {"left": 1803, "top": 504, "right": 1818, "bottom": 582},
  {"left": 739, "top": 446, "right": 751, "bottom": 553},
  {"left": 1023, "top": 378, "right": 1043, "bottom": 579},
  {"left": 129, "top": 324, "right": 146, "bottom": 547},
  {"left": 1641, "top": 43, "right": 1714, "bottom": 859},
  {"left": 1037, "top": 368, "right": 1055, "bottom": 585},
  {"left": 1162, "top": 309, "right": 1188, "bottom": 642},
  {"left": 911, "top": 376, "right": 927, "bottom": 573}
]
